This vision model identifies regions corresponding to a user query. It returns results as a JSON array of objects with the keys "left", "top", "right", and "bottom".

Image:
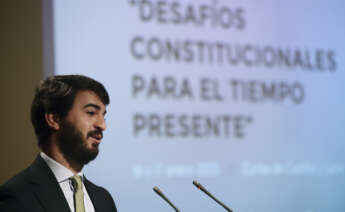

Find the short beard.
[{"left": 57, "top": 120, "right": 99, "bottom": 165}]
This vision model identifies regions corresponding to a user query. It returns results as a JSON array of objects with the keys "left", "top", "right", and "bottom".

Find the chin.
[
  {"left": 85, "top": 142, "right": 99, "bottom": 152},
  {"left": 90, "top": 146, "right": 99, "bottom": 154},
  {"left": 79, "top": 147, "right": 99, "bottom": 165}
]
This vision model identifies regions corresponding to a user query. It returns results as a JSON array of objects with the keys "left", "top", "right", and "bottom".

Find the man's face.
[{"left": 57, "top": 90, "right": 107, "bottom": 165}]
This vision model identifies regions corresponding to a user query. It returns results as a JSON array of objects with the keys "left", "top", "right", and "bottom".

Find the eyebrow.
[{"left": 83, "top": 103, "right": 107, "bottom": 115}]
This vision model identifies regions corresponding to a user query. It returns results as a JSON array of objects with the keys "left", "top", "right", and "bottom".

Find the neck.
[{"left": 42, "top": 140, "right": 83, "bottom": 174}]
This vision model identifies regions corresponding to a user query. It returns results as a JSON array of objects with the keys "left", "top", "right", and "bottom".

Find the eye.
[{"left": 86, "top": 111, "right": 95, "bottom": 115}]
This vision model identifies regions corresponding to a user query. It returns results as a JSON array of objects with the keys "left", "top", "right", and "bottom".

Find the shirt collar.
[{"left": 40, "top": 152, "right": 83, "bottom": 183}]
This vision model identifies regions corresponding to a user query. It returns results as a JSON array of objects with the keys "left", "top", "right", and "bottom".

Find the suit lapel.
[
  {"left": 27, "top": 155, "right": 71, "bottom": 212},
  {"left": 84, "top": 178, "right": 99, "bottom": 212}
]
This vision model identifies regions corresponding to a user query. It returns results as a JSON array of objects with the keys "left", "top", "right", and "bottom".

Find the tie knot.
[{"left": 71, "top": 175, "right": 83, "bottom": 191}]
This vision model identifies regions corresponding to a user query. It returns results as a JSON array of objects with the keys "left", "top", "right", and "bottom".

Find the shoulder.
[
  {"left": 1, "top": 166, "right": 32, "bottom": 194},
  {"left": 0, "top": 168, "right": 33, "bottom": 212},
  {"left": 1, "top": 154, "right": 47, "bottom": 193}
]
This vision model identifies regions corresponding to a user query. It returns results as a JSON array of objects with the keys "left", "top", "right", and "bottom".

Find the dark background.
[{"left": 0, "top": 0, "right": 42, "bottom": 184}]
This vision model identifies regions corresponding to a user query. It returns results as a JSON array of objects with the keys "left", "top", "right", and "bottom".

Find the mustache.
[{"left": 87, "top": 130, "right": 103, "bottom": 139}]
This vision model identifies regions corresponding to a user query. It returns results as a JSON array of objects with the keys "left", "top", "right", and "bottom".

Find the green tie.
[{"left": 71, "top": 175, "right": 85, "bottom": 212}]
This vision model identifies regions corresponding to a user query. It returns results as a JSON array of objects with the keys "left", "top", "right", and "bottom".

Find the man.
[{"left": 0, "top": 75, "right": 117, "bottom": 212}]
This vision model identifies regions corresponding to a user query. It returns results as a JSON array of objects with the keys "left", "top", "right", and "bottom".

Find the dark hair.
[{"left": 31, "top": 75, "right": 110, "bottom": 146}]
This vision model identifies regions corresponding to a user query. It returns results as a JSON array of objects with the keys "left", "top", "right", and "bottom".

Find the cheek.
[
  {"left": 70, "top": 115, "right": 93, "bottom": 137},
  {"left": 75, "top": 121, "right": 91, "bottom": 138},
  {"left": 82, "top": 126, "right": 92, "bottom": 137}
]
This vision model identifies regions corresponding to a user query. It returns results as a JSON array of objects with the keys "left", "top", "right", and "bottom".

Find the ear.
[{"left": 45, "top": 113, "right": 61, "bottom": 131}]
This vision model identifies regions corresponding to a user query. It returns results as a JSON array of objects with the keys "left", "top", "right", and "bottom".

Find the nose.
[{"left": 95, "top": 117, "right": 106, "bottom": 131}]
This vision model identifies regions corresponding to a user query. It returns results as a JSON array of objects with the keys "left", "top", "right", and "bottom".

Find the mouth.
[{"left": 88, "top": 132, "right": 103, "bottom": 145}]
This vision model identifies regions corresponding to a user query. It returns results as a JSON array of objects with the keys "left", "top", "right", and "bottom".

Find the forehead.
[{"left": 72, "top": 90, "right": 106, "bottom": 109}]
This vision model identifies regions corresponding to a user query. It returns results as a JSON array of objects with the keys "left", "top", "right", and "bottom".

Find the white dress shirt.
[{"left": 40, "top": 152, "right": 95, "bottom": 212}]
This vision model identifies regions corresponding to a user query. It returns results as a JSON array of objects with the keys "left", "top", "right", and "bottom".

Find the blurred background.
[{"left": 0, "top": 0, "right": 42, "bottom": 183}]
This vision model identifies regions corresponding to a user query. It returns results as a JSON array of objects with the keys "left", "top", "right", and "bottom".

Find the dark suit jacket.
[{"left": 0, "top": 155, "right": 117, "bottom": 212}]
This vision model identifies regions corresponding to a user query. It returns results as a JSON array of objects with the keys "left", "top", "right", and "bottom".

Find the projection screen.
[{"left": 42, "top": 0, "right": 345, "bottom": 211}]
